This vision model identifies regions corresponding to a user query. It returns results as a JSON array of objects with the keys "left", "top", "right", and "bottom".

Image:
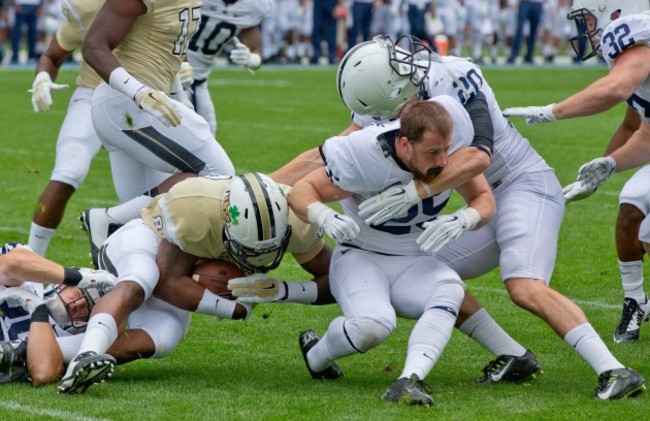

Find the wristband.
[
  {"left": 307, "top": 202, "right": 333, "bottom": 227},
  {"left": 31, "top": 303, "right": 49, "bottom": 323},
  {"left": 463, "top": 207, "right": 482, "bottom": 231},
  {"left": 63, "top": 267, "right": 82, "bottom": 286},
  {"left": 109, "top": 67, "right": 146, "bottom": 100}
]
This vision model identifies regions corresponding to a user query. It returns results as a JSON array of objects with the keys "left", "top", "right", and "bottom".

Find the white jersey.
[
  {"left": 354, "top": 56, "right": 551, "bottom": 189},
  {"left": 327, "top": 96, "right": 473, "bottom": 255},
  {"left": 602, "top": 13, "right": 650, "bottom": 124}
]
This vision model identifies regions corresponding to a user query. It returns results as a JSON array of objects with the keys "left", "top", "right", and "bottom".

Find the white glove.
[
  {"left": 307, "top": 202, "right": 360, "bottom": 243},
  {"left": 577, "top": 156, "right": 616, "bottom": 190},
  {"left": 134, "top": 88, "right": 182, "bottom": 127},
  {"left": 228, "top": 273, "right": 282, "bottom": 303},
  {"left": 230, "top": 37, "right": 262, "bottom": 70},
  {"left": 417, "top": 207, "right": 481, "bottom": 254},
  {"left": 562, "top": 181, "right": 597, "bottom": 203},
  {"left": 28, "top": 71, "right": 69, "bottom": 112},
  {"left": 358, "top": 180, "right": 422, "bottom": 225},
  {"left": 75, "top": 268, "right": 117, "bottom": 291},
  {"left": 0, "top": 288, "right": 45, "bottom": 314},
  {"left": 178, "top": 62, "right": 194, "bottom": 91},
  {"left": 502, "top": 104, "right": 556, "bottom": 125}
]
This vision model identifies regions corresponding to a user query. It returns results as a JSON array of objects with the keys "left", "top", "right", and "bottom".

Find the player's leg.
[
  {"left": 59, "top": 220, "right": 160, "bottom": 394},
  {"left": 28, "top": 88, "right": 102, "bottom": 256},
  {"left": 613, "top": 167, "right": 650, "bottom": 342},
  {"left": 383, "top": 256, "right": 464, "bottom": 406},
  {"left": 186, "top": 49, "right": 217, "bottom": 134},
  {"left": 299, "top": 248, "right": 394, "bottom": 379}
]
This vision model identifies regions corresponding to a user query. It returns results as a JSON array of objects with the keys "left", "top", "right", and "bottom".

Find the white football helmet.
[
  {"left": 223, "top": 173, "right": 292, "bottom": 273},
  {"left": 46, "top": 283, "right": 112, "bottom": 333},
  {"left": 336, "top": 35, "right": 432, "bottom": 120},
  {"left": 568, "top": 0, "right": 649, "bottom": 60}
]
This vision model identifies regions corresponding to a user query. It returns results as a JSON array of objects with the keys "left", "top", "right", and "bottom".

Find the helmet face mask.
[
  {"left": 568, "top": 0, "right": 649, "bottom": 61},
  {"left": 223, "top": 173, "right": 292, "bottom": 274},
  {"left": 337, "top": 35, "right": 432, "bottom": 120},
  {"left": 46, "top": 284, "right": 106, "bottom": 333}
]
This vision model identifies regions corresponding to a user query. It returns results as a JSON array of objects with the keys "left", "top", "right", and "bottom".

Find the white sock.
[
  {"left": 564, "top": 323, "right": 624, "bottom": 375},
  {"left": 106, "top": 195, "right": 152, "bottom": 225},
  {"left": 56, "top": 335, "right": 85, "bottom": 363},
  {"left": 28, "top": 223, "right": 56, "bottom": 256},
  {"left": 401, "top": 305, "right": 457, "bottom": 380},
  {"left": 619, "top": 260, "right": 645, "bottom": 302},
  {"left": 78, "top": 313, "right": 119, "bottom": 356},
  {"left": 458, "top": 308, "right": 527, "bottom": 357},
  {"left": 308, "top": 317, "right": 358, "bottom": 372},
  {"left": 283, "top": 281, "right": 318, "bottom": 304},
  {"left": 196, "top": 289, "right": 237, "bottom": 319}
]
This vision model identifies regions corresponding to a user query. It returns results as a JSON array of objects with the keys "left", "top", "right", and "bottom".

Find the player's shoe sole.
[{"left": 58, "top": 352, "right": 116, "bottom": 394}]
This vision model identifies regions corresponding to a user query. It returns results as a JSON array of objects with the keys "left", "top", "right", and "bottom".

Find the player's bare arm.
[
  {"left": 288, "top": 167, "right": 352, "bottom": 222},
  {"left": 609, "top": 119, "right": 650, "bottom": 172},
  {"left": 38, "top": 37, "right": 72, "bottom": 79},
  {"left": 454, "top": 173, "right": 496, "bottom": 230},
  {"left": 153, "top": 239, "right": 201, "bottom": 310},
  {"left": 270, "top": 148, "right": 322, "bottom": 186},
  {"left": 604, "top": 107, "right": 642, "bottom": 156},
  {"left": 83, "top": 0, "right": 146, "bottom": 81},
  {"left": 237, "top": 26, "right": 263, "bottom": 57},
  {"left": 553, "top": 45, "right": 650, "bottom": 120}
]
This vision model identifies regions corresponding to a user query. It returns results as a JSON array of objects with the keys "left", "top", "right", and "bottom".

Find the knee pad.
[{"left": 343, "top": 317, "right": 393, "bottom": 353}]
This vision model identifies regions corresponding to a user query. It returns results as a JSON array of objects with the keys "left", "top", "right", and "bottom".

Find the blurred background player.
[{"left": 186, "top": 0, "right": 271, "bottom": 135}]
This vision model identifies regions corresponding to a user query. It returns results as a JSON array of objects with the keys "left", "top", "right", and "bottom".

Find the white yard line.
[{"left": 0, "top": 401, "right": 111, "bottom": 421}]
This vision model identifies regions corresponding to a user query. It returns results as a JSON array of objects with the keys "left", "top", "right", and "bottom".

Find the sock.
[
  {"left": 458, "top": 308, "right": 527, "bottom": 357},
  {"left": 56, "top": 335, "right": 85, "bottom": 363},
  {"left": 619, "top": 260, "right": 645, "bottom": 302},
  {"left": 106, "top": 195, "right": 152, "bottom": 225},
  {"left": 196, "top": 289, "right": 237, "bottom": 319},
  {"left": 77, "top": 313, "right": 119, "bottom": 356},
  {"left": 308, "top": 316, "right": 360, "bottom": 372},
  {"left": 401, "top": 306, "right": 457, "bottom": 380},
  {"left": 284, "top": 281, "right": 318, "bottom": 304},
  {"left": 28, "top": 223, "right": 56, "bottom": 256},
  {"left": 564, "top": 323, "right": 624, "bottom": 375}
]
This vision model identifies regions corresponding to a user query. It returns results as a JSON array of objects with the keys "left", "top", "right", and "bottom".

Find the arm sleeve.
[{"left": 464, "top": 91, "right": 494, "bottom": 156}]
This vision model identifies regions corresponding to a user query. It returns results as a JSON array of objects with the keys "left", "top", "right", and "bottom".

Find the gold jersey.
[
  {"left": 115, "top": 0, "right": 202, "bottom": 94},
  {"left": 141, "top": 177, "right": 324, "bottom": 267},
  {"left": 57, "top": 0, "right": 105, "bottom": 89}
]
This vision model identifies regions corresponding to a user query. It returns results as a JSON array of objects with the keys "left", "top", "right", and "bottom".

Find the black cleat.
[
  {"left": 595, "top": 368, "right": 646, "bottom": 400},
  {"left": 476, "top": 350, "right": 542, "bottom": 383},
  {"left": 299, "top": 330, "right": 342, "bottom": 380},
  {"left": 0, "top": 339, "right": 28, "bottom": 383},
  {"left": 614, "top": 296, "right": 650, "bottom": 343},
  {"left": 381, "top": 374, "right": 434, "bottom": 406},
  {"left": 58, "top": 351, "right": 116, "bottom": 394}
]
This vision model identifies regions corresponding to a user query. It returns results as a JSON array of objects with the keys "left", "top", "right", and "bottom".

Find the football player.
[
  {"left": 186, "top": 0, "right": 272, "bottom": 134},
  {"left": 503, "top": 1, "right": 650, "bottom": 346},
  {"left": 27, "top": 0, "right": 105, "bottom": 256},
  {"left": 273, "top": 35, "right": 645, "bottom": 399},
  {"left": 81, "top": 0, "right": 235, "bottom": 206},
  {"left": 59, "top": 174, "right": 332, "bottom": 394},
  {"left": 289, "top": 99, "right": 496, "bottom": 406}
]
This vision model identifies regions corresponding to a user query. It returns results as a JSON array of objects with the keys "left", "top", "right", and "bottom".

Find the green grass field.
[{"left": 1, "top": 64, "right": 648, "bottom": 420}]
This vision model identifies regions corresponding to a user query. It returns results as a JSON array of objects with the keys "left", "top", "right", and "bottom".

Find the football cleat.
[
  {"left": 613, "top": 296, "right": 650, "bottom": 343},
  {"left": 58, "top": 351, "right": 116, "bottom": 394},
  {"left": 0, "top": 339, "right": 28, "bottom": 383},
  {"left": 299, "top": 330, "right": 342, "bottom": 380},
  {"left": 595, "top": 368, "right": 646, "bottom": 400},
  {"left": 79, "top": 208, "right": 122, "bottom": 269},
  {"left": 476, "top": 350, "right": 542, "bottom": 383},
  {"left": 381, "top": 374, "right": 434, "bottom": 406}
]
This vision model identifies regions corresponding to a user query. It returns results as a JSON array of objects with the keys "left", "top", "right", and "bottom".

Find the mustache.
[{"left": 426, "top": 167, "right": 443, "bottom": 177}]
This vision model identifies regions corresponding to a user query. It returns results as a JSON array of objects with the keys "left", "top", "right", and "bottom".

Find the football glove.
[
  {"left": 417, "top": 207, "right": 481, "bottom": 254},
  {"left": 134, "top": 88, "right": 182, "bottom": 127},
  {"left": 28, "top": 71, "right": 69, "bottom": 112},
  {"left": 307, "top": 202, "right": 360, "bottom": 243},
  {"left": 0, "top": 288, "right": 45, "bottom": 314},
  {"left": 562, "top": 181, "right": 597, "bottom": 203},
  {"left": 358, "top": 180, "right": 421, "bottom": 225},
  {"left": 74, "top": 268, "right": 117, "bottom": 291},
  {"left": 230, "top": 37, "right": 262, "bottom": 70},
  {"left": 228, "top": 274, "right": 282, "bottom": 303},
  {"left": 178, "top": 62, "right": 194, "bottom": 91},
  {"left": 502, "top": 104, "right": 556, "bottom": 125},
  {"left": 577, "top": 156, "right": 616, "bottom": 190}
]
